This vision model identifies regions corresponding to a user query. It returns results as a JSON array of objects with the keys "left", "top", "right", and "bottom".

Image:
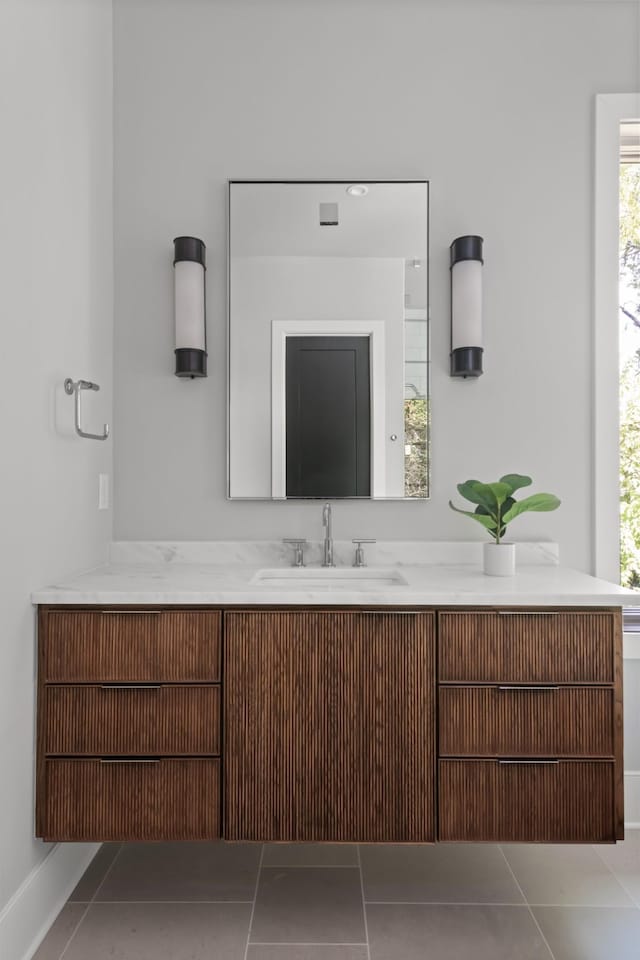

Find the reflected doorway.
[{"left": 285, "top": 336, "right": 371, "bottom": 498}]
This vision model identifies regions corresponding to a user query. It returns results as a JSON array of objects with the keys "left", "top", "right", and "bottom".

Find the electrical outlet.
[{"left": 98, "top": 473, "right": 109, "bottom": 510}]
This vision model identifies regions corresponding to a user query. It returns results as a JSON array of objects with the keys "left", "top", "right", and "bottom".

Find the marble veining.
[
  {"left": 30, "top": 541, "right": 640, "bottom": 606},
  {"left": 108, "top": 540, "right": 561, "bottom": 568}
]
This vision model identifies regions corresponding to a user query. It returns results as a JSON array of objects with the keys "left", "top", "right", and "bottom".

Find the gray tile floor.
[{"left": 33, "top": 833, "right": 640, "bottom": 960}]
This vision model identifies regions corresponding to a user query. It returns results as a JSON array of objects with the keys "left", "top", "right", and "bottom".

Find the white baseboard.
[
  {"left": 0, "top": 842, "right": 99, "bottom": 960},
  {"left": 625, "top": 771, "right": 640, "bottom": 829}
]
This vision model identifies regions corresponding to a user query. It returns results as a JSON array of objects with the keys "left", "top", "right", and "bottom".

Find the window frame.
[{"left": 594, "top": 93, "right": 640, "bottom": 582}]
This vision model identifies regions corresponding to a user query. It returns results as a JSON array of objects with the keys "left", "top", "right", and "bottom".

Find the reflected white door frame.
[
  {"left": 594, "top": 93, "right": 640, "bottom": 580},
  {"left": 271, "top": 320, "right": 387, "bottom": 499}
]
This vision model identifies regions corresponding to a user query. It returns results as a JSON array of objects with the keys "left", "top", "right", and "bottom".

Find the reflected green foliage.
[
  {"left": 621, "top": 356, "right": 640, "bottom": 587},
  {"left": 619, "top": 165, "right": 640, "bottom": 588},
  {"left": 620, "top": 165, "right": 640, "bottom": 291},
  {"left": 404, "top": 398, "right": 429, "bottom": 498}
]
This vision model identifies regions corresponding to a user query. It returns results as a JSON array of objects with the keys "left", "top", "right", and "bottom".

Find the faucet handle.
[
  {"left": 352, "top": 539, "right": 376, "bottom": 568},
  {"left": 283, "top": 538, "right": 308, "bottom": 568}
]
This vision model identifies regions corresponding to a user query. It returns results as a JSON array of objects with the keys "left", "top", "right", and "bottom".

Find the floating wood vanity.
[{"left": 35, "top": 604, "right": 623, "bottom": 844}]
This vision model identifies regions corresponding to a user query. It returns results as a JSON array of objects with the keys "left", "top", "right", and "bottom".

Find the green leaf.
[
  {"left": 449, "top": 501, "right": 499, "bottom": 537},
  {"left": 501, "top": 493, "right": 561, "bottom": 525},
  {"left": 471, "top": 481, "right": 513, "bottom": 510},
  {"left": 499, "top": 474, "right": 532, "bottom": 495},
  {"left": 456, "top": 480, "right": 497, "bottom": 514}
]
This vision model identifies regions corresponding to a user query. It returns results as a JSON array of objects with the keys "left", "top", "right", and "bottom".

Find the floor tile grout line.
[
  {"left": 89, "top": 844, "right": 125, "bottom": 903},
  {"left": 58, "top": 844, "right": 124, "bottom": 960},
  {"left": 356, "top": 844, "right": 372, "bottom": 960},
  {"left": 591, "top": 843, "right": 640, "bottom": 909},
  {"left": 525, "top": 903, "right": 640, "bottom": 910},
  {"left": 249, "top": 943, "right": 369, "bottom": 947},
  {"left": 55, "top": 903, "right": 91, "bottom": 960},
  {"left": 63, "top": 899, "right": 257, "bottom": 905},
  {"left": 493, "top": 848, "right": 527, "bottom": 908},
  {"left": 243, "top": 843, "right": 265, "bottom": 959},
  {"left": 498, "top": 845, "right": 557, "bottom": 960},
  {"left": 365, "top": 901, "right": 548, "bottom": 907},
  {"left": 261, "top": 863, "right": 360, "bottom": 869},
  {"left": 364, "top": 899, "right": 640, "bottom": 908},
  {"left": 61, "top": 897, "right": 640, "bottom": 908}
]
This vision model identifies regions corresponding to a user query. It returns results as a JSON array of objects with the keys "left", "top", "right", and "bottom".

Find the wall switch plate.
[{"left": 98, "top": 473, "right": 109, "bottom": 510}]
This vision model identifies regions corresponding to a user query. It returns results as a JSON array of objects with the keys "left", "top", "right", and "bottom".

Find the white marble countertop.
[{"left": 31, "top": 541, "right": 640, "bottom": 607}]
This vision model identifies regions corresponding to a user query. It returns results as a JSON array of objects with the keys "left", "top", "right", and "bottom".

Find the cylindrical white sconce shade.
[
  {"left": 450, "top": 235, "right": 483, "bottom": 378},
  {"left": 173, "top": 236, "right": 207, "bottom": 378}
]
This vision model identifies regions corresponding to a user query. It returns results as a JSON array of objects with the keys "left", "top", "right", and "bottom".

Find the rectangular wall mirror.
[{"left": 228, "top": 180, "right": 429, "bottom": 500}]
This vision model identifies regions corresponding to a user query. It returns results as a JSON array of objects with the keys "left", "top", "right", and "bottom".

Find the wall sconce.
[
  {"left": 450, "top": 235, "right": 484, "bottom": 378},
  {"left": 173, "top": 236, "right": 207, "bottom": 378}
]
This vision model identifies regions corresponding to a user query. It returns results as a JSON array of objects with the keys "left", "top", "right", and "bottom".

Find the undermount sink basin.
[{"left": 251, "top": 567, "right": 408, "bottom": 588}]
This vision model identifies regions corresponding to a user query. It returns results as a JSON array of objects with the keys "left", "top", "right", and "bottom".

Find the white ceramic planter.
[{"left": 483, "top": 541, "right": 516, "bottom": 577}]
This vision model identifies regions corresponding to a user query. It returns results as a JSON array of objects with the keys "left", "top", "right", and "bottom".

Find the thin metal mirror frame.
[{"left": 226, "top": 178, "right": 430, "bottom": 501}]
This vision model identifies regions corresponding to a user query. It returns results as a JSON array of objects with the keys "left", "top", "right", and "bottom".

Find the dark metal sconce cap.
[
  {"left": 173, "top": 236, "right": 206, "bottom": 267},
  {"left": 175, "top": 348, "right": 207, "bottom": 378},
  {"left": 450, "top": 235, "right": 484, "bottom": 267},
  {"left": 450, "top": 346, "right": 484, "bottom": 378}
]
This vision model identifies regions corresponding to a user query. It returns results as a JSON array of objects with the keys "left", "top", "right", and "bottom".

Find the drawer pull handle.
[
  {"left": 100, "top": 610, "right": 162, "bottom": 615},
  {"left": 497, "top": 685, "right": 559, "bottom": 692},
  {"left": 99, "top": 758, "right": 161, "bottom": 764},
  {"left": 360, "top": 611, "right": 420, "bottom": 616},
  {"left": 497, "top": 611, "right": 559, "bottom": 617},
  {"left": 100, "top": 685, "right": 162, "bottom": 691},
  {"left": 498, "top": 759, "right": 560, "bottom": 765}
]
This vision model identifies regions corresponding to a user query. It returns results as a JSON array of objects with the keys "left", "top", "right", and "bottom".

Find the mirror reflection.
[{"left": 228, "top": 180, "right": 429, "bottom": 499}]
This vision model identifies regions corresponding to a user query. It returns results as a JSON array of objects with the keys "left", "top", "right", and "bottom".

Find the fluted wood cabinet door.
[{"left": 224, "top": 610, "right": 435, "bottom": 842}]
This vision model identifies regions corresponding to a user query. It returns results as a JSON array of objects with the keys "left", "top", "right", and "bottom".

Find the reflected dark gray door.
[{"left": 285, "top": 336, "right": 371, "bottom": 498}]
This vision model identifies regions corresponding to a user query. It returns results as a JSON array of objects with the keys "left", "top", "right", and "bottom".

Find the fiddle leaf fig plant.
[{"left": 449, "top": 474, "right": 560, "bottom": 544}]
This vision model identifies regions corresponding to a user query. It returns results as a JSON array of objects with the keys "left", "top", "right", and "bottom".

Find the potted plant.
[{"left": 449, "top": 474, "right": 561, "bottom": 576}]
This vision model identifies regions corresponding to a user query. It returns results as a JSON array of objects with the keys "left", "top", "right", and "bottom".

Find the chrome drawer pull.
[
  {"left": 497, "top": 685, "right": 559, "bottom": 692},
  {"left": 498, "top": 759, "right": 560, "bottom": 765},
  {"left": 99, "top": 758, "right": 161, "bottom": 764},
  {"left": 100, "top": 684, "right": 162, "bottom": 691}
]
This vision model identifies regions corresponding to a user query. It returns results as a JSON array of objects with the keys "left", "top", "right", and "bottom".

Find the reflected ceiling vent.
[{"left": 319, "top": 202, "right": 339, "bottom": 226}]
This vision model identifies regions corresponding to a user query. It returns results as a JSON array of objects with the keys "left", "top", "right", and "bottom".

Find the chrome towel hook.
[{"left": 64, "top": 378, "right": 110, "bottom": 441}]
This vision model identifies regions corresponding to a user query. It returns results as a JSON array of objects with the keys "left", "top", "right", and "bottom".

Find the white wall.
[
  {"left": 0, "top": 0, "right": 113, "bottom": 944},
  {"left": 112, "top": 0, "right": 638, "bottom": 570}
]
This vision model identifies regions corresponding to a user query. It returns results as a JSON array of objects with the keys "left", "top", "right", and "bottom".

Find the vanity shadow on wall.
[{"left": 227, "top": 180, "right": 430, "bottom": 500}]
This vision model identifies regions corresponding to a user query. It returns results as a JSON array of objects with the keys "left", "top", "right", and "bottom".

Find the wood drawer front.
[
  {"left": 42, "top": 610, "right": 221, "bottom": 682},
  {"left": 439, "top": 759, "right": 615, "bottom": 842},
  {"left": 439, "top": 686, "right": 614, "bottom": 758},
  {"left": 438, "top": 611, "right": 616, "bottom": 684},
  {"left": 39, "top": 758, "right": 220, "bottom": 841},
  {"left": 44, "top": 685, "right": 220, "bottom": 756}
]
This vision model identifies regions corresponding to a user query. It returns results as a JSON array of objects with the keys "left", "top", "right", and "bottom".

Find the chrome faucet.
[{"left": 322, "top": 503, "right": 335, "bottom": 567}]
